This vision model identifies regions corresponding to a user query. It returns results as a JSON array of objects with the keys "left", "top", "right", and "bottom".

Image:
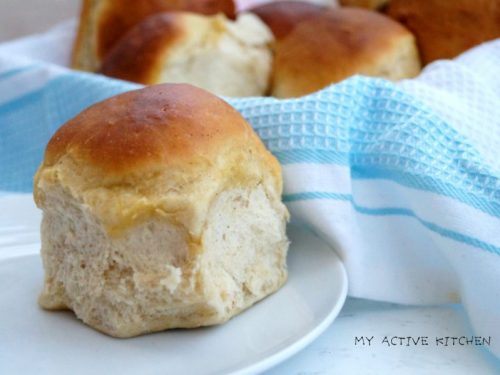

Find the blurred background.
[{"left": 0, "top": 0, "right": 79, "bottom": 41}]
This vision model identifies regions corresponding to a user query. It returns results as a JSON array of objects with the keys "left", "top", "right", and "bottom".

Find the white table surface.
[
  {"left": 0, "top": 1, "right": 499, "bottom": 373},
  {"left": 270, "top": 299, "right": 500, "bottom": 374}
]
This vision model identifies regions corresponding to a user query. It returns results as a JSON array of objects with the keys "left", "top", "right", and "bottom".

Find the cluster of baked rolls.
[
  {"left": 71, "top": 0, "right": 422, "bottom": 97},
  {"left": 339, "top": 0, "right": 500, "bottom": 65},
  {"left": 72, "top": 0, "right": 500, "bottom": 97}
]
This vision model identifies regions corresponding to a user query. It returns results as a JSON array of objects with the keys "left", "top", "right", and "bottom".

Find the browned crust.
[
  {"left": 247, "top": 1, "right": 326, "bottom": 40},
  {"left": 99, "top": 13, "right": 185, "bottom": 84},
  {"left": 71, "top": 0, "right": 95, "bottom": 68},
  {"left": 386, "top": 0, "right": 500, "bottom": 64},
  {"left": 43, "top": 84, "right": 277, "bottom": 177},
  {"left": 339, "top": 0, "right": 388, "bottom": 10},
  {"left": 272, "top": 7, "right": 414, "bottom": 97},
  {"left": 96, "top": 0, "right": 235, "bottom": 61},
  {"left": 72, "top": 0, "right": 235, "bottom": 69},
  {"left": 36, "top": 84, "right": 283, "bottom": 237}
]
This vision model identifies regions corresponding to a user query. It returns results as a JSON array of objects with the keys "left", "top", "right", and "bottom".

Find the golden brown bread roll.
[
  {"left": 72, "top": 0, "right": 236, "bottom": 72},
  {"left": 34, "top": 84, "right": 289, "bottom": 338},
  {"left": 100, "top": 12, "right": 274, "bottom": 97},
  {"left": 339, "top": 0, "right": 389, "bottom": 10},
  {"left": 248, "top": 1, "right": 328, "bottom": 41},
  {"left": 387, "top": 0, "right": 500, "bottom": 65},
  {"left": 272, "top": 7, "right": 421, "bottom": 98}
]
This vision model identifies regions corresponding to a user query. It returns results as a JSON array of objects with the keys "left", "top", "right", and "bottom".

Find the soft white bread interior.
[
  {"left": 100, "top": 12, "right": 274, "bottom": 97},
  {"left": 72, "top": 0, "right": 236, "bottom": 72},
  {"left": 34, "top": 84, "right": 289, "bottom": 338}
]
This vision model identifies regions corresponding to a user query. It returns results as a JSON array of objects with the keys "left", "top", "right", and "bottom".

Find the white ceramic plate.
[{"left": 0, "top": 194, "right": 347, "bottom": 375}]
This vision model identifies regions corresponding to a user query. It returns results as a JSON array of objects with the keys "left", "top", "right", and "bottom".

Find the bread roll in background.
[
  {"left": 100, "top": 12, "right": 274, "bottom": 97},
  {"left": 34, "top": 84, "right": 289, "bottom": 338},
  {"left": 72, "top": 0, "right": 236, "bottom": 72},
  {"left": 272, "top": 8, "right": 421, "bottom": 98},
  {"left": 387, "top": 0, "right": 500, "bottom": 65},
  {"left": 248, "top": 1, "right": 328, "bottom": 41},
  {"left": 339, "top": 0, "right": 389, "bottom": 10}
]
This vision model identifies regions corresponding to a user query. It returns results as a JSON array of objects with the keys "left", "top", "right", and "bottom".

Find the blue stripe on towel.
[
  {"left": 283, "top": 191, "right": 500, "bottom": 256},
  {"left": 0, "top": 87, "right": 46, "bottom": 114},
  {"left": 0, "top": 64, "right": 39, "bottom": 80},
  {"left": 351, "top": 167, "right": 500, "bottom": 219}
]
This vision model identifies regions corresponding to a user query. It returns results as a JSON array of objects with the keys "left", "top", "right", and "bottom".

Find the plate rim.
[
  {"left": 231, "top": 247, "right": 348, "bottom": 375},
  {"left": 0, "top": 251, "right": 348, "bottom": 375},
  {"left": 0, "top": 194, "right": 348, "bottom": 375}
]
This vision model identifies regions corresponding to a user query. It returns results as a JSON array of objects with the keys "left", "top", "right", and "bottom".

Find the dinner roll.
[
  {"left": 339, "top": 0, "right": 389, "bottom": 10},
  {"left": 387, "top": 0, "right": 500, "bottom": 64},
  {"left": 72, "top": 0, "right": 236, "bottom": 72},
  {"left": 272, "top": 8, "right": 421, "bottom": 98},
  {"left": 100, "top": 12, "right": 274, "bottom": 97},
  {"left": 248, "top": 1, "right": 327, "bottom": 41},
  {"left": 34, "top": 84, "right": 289, "bottom": 338}
]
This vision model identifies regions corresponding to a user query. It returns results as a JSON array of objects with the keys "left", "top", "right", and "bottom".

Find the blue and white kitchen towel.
[{"left": 0, "top": 22, "right": 499, "bottom": 356}]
